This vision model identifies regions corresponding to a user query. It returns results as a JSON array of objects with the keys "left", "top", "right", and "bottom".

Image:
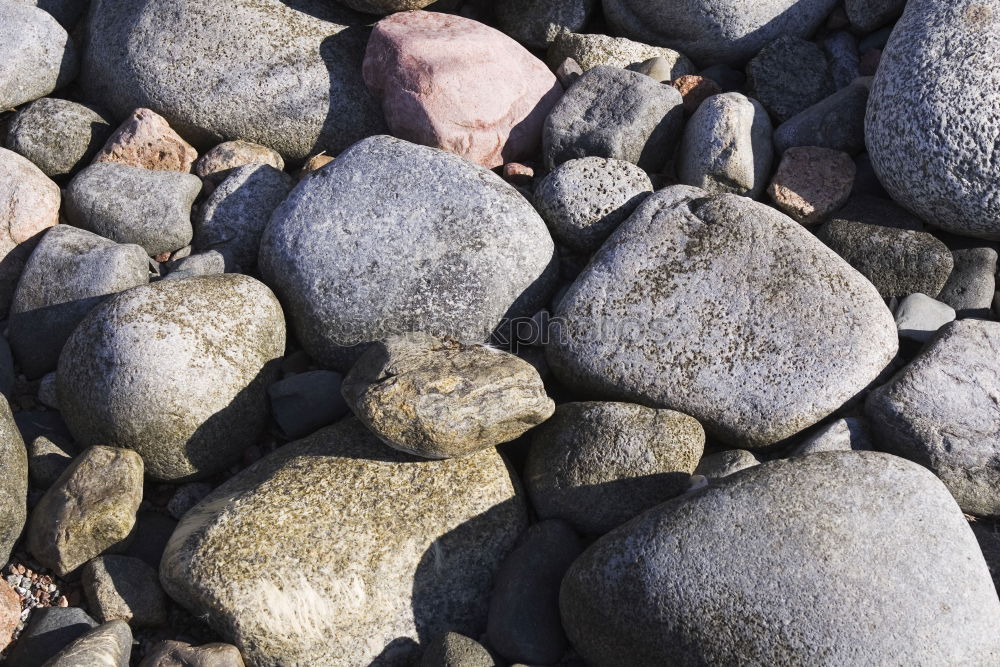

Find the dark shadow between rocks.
[
  {"left": 9, "top": 294, "right": 107, "bottom": 379},
  {"left": 0, "top": 227, "right": 48, "bottom": 319}
]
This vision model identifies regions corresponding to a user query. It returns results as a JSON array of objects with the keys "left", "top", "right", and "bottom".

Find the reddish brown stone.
[
  {"left": 671, "top": 75, "right": 723, "bottom": 115},
  {"left": 768, "top": 146, "right": 856, "bottom": 225},
  {"left": 93, "top": 108, "right": 198, "bottom": 173},
  {"left": 502, "top": 162, "right": 535, "bottom": 185},
  {"left": 0, "top": 583, "right": 20, "bottom": 651},
  {"left": 297, "top": 153, "right": 333, "bottom": 181}
]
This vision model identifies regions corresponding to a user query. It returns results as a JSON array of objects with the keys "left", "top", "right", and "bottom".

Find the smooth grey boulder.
[
  {"left": 41, "top": 619, "right": 131, "bottom": 667},
  {"left": 57, "top": 275, "right": 285, "bottom": 481},
  {"left": 846, "top": 0, "right": 905, "bottom": 31},
  {"left": 160, "top": 418, "right": 526, "bottom": 666},
  {"left": 545, "top": 32, "right": 695, "bottom": 75},
  {"left": 534, "top": 157, "right": 652, "bottom": 253},
  {"left": 421, "top": 633, "right": 495, "bottom": 667},
  {"left": 773, "top": 77, "right": 871, "bottom": 155},
  {"left": 5, "top": 98, "right": 113, "bottom": 178},
  {"left": 81, "top": 0, "right": 386, "bottom": 162},
  {"left": 259, "top": 135, "right": 556, "bottom": 372},
  {"left": 693, "top": 449, "right": 759, "bottom": 479},
  {"left": 867, "top": 320, "right": 1000, "bottom": 516},
  {"left": 0, "top": 1, "right": 78, "bottom": 109},
  {"left": 65, "top": 163, "right": 201, "bottom": 256},
  {"left": 561, "top": 452, "right": 1000, "bottom": 666},
  {"left": 496, "top": 0, "right": 593, "bottom": 50},
  {"left": 894, "top": 293, "right": 956, "bottom": 343},
  {"left": 14, "top": 0, "right": 89, "bottom": 28},
  {"left": 9, "top": 225, "right": 149, "bottom": 378},
  {"left": 937, "top": 241, "right": 998, "bottom": 318},
  {"left": 193, "top": 163, "right": 293, "bottom": 272},
  {"left": 6, "top": 607, "right": 98, "bottom": 667},
  {"left": 792, "top": 417, "right": 873, "bottom": 456},
  {"left": 547, "top": 189, "right": 898, "bottom": 449},
  {"left": 543, "top": 66, "right": 683, "bottom": 172},
  {"left": 82, "top": 555, "right": 168, "bottom": 627},
  {"left": 0, "top": 396, "right": 27, "bottom": 566},
  {"left": 677, "top": 92, "right": 772, "bottom": 198},
  {"left": 866, "top": 0, "right": 1000, "bottom": 239},
  {"left": 268, "top": 370, "right": 348, "bottom": 440},
  {"left": 746, "top": 36, "right": 835, "bottom": 124}
]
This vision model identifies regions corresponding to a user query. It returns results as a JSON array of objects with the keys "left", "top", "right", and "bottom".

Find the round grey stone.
[
  {"left": 893, "top": 292, "right": 956, "bottom": 343},
  {"left": 937, "top": 240, "right": 998, "bottom": 318},
  {"left": 496, "top": 0, "right": 594, "bottom": 51},
  {"left": 791, "top": 416, "right": 873, "bottom": 456},
  {"left": 0, "top": 2, "right": 78, "bottom": 109},
  {"left": 746, "top": 36, "right": 835, "bottom": 124},
  {"left": 5, "top": 98, "right": 113, "bottom": 178},
  {"left": 545, "top": 31, "right": 695, "bottom": 75}
]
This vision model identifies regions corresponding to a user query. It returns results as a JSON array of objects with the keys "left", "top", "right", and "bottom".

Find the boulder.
[
  {"left": 792, "top": 417, "right": 873, "bottom": 455},
  {"left": 937, "top": 240, "right": 998, "bottom": 318},
  {"left": 91, "top": 108, "right": 198, "bottom": 173},
  {"left": 268, "top": 371, "right": 349, "bottom": 440},
  {"left": 767, "top": 146, "right": 855, "bottom": 225},
  {"left": 0, "top": 397, "right": 27, "bottom": 566},
  {"left": 82, "top": 555, "right": 168, "bottom": 627},
  {"left": 193, "top": 140, "right": 285, "bottom": 186},
  {"left": 773, "top": 77, "right": 871, "bottom": 155},
  {"left": 41, "top": 620, "right": 131, "bottom": 667},
  {"left": 138, "top": 641, "right": 245, "bottom": 667},
  {"left": 693, "top": 449, "right": 759, "bottom": 479},
  {"left": 894, "top": 293, "right": 956, "bottom": 343},
  {"left": 421, "top": 633, "right": 495, "bottom": 667},
  {"left": 0, "top": 1, "right": 77, "bottom": 109},
  {"left": 4, "top": 98, "right": 113, "bottom": 177},
  {"left": 495, "top": 0, "right": 594, "bottom": 50},
  {"left": 5, "top": 607, "right": 99, "bottom": 667},
  {"left": 746, "top": 36, "right": 834, "bottom": 124},
  {"left": 545, "top": 32, "right": 694, "bottom": 76}
]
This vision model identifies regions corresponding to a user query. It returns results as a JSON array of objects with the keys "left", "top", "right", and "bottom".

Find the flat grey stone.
[
  {"left": 5, "top": 98, "right": 113, "bottom": 178},
  {"left": 693, "top": 449, "right": 759, "bottom": 479},
  {"left": 792, "top": 417, "right": 873, "bottom": 456},
  {"left": 82, "top": 556, "right": 168, "bottom": 628},
  {"left": 0, "top": 396, "right": 26, "bottom": 566},
  {"left": 894, "top": 293, "right": 956, "bottom": 343},
  {"left": 545, "top": 32, "right": 695, "bottom": 75},
  {"left": 6, "top": 607, "right": 98, "bottom": 667},
  {"left": 268, "top": 370, "right": 348, "bottom": 440},
  {"left": 746, "top": 36, "right": 835, "bottom": 124},
  {"left": 41, "top": 619, "right": 131, "bottom": 667},
  {"left": 496, "top": 0, "right": 594, "bottom": 51},
  {"left": 0, "top": 2, "right": 77, "bottom": 109},
  {"left": 773, "top": 77, "right": 871, "bottom": 155}
]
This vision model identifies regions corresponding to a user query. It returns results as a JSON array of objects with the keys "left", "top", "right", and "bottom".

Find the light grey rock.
[
  {"left": 496, "top": 0, "right": 594, "bottom": 50},
  {"left": 5, "top": 99, "right": 113, "bottom": 178},
  {"left": 866, "top": 0, "right": 1000, "bottom": 239},
  {"left": 602, "top": 0, "right": 838, "bottom": 66},
  {"left": 0, "top": 396, "right": 26, "bottom": 566},
  {"left": 160, "top": 418, "right": 526, "bottom": 666},
  {"left": 792, "top": 417, "right": 873, "bottom": 456},
  {"left": 268, "top": 370, "right": 348, "bottom": 440},
  {"left": 193, "top": 140, "right": 285, "bottom": 185},
  {"left": 6, "top": 607, "right": 98, "bottom": 667},
  {"left": 560, "top": 452, "right": 1000, "bottom": 665},
  {"left": 421, "top": 633, "right": 495, "bottom": 667},
  {"left": 746, "top": 36, "right": 835, "bottom": 124},
  {"left": 81, "top": 0, "right": 386, "bottom": 162},
  {"left": 27, "top": 434, "right": 73, "bottom": 488},
  {"left": 894, "top": 293, "right": 956, "bottom": 343},
  {"left": 65, "top": 163, "right": 201, "bottom": 256},
  {"left": 937, "top": 241, "right": 998, "bottom": 318},
  {"left": 161, "top": 251, "right": 225, "bottom": 281},
  {"left": 773, "top": 78, "right": 871, "bottom": 155},
  {"left": 259, "top": 135, "right": 556, "bottom": 372},
  {"left": 677, "top": 92, "right": 772, "bottom": 198},
  {"left": 547, "top": 189, "right": 898, "bottom": 448},
  {"left": 823, "top": 32, "right": 861, "bottom": 90},
  {"left": 545, "top": 32, "right": 695, "bottom": 75},
  {"left": 866, "top": 319, "right": 1000, "bottom": 516},
  {"left": 542, "top": 66, "right": 684, "bottom": 172},
  {"left": 693, "top": 449, "right": 759, "bottom": 479},
  {"left": 41, "top": 619, "right": 131, "bottom": 667},
  {"left": 57, "top": 275, "right": 285, "bottom": 481},
  {"left": 0, "top": 1, "right": 78, "bottom": 109},
  {"left": 83, "top": 556, "right": 167, "bottom": 628},
  {"left": 13, "top": 0, "right": 89, "bottom": 27},
  {"left": 534, "top": 157, "right": 652, "bottom": 253},
  {"left": 524, "top": 402, "right": 704, "bottom": 535},
  {"left": 137, "top": 641, "right": 245, "bottom": 667},
  {"left": 9, "top": 225, "right": 149, "bottom": 379},
  {"left": 846, "top": 0, "right": 905, "bottom": 31}
]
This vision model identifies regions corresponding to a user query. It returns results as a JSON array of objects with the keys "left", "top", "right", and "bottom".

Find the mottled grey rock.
[
  {"left": 0, "top": 2, "right": 77, "bottom": 109},
  {"left": 546, "top": 32, "right": 695, "bottom": 75},
  {"left": 65, "top": 163, "right": 200, "bottom": 256},
  {"left": 421, "top": 633, "right": 495, "bottom": 667},
  {"left": 846, "top": 0, "right": 905, "bottom": 31},
  {"left": 41, "top": 619, "right": 131, "bottom": 667},
  {"left": 534, "top": 157, "right": 652, "bottom": 253},
  {"left": 193, "top": 164, "right": 293, "bottom": 272},
  {"left": 747, "top": 36, "right": 834, "bottom": 123},
  {"left": 937, "top": 241, "right": 998, "bottom": 318},
  {"left": 27, "top": 435, "right": 73, "bottom": 488},
  {"left": 543, "top": 66, "right": 683, "bottom": 172},
  {"left": 9, "top": 225, "right": 148, "bottom": 379},
  {"left": 57, "top": 275, "right": 285, "bottom": 481},
  {"left": 773, "top": 78, "right": 871, "bottom": 155},
  {"left": 6, "top": 607, "right": 98, "bottom": 667},
  {"left": 81, "top": 0, "right": 386, "bottom": 162},
  {"left": 525, "top": 402, "right": 704, "bottom": 534},
  {"left": 160, "top": 418, "right": 526, "bottom": 666},
  {"left": 82, "top": 556, "right": 167, "bottom": 627},
  {"left": 866, "top": 0, "right": 1000, "bottom": 239},
  {"left": 561, "top": 452, "right": 1000, "bottom": 665},
  {"left": 894, "top": 293, "right": 957, "bottom": 343},
  {"left": 13, "top": 0, "right": 89, "bottom": 27},
  {"left": 259, "top": 135, "right": 556, "bottom": 372},
  {"left": 0, "top": 397, "right": 26, "bottom": 566},
  {"left": 547, "top": 189, "right": 898, "bottom": 448},
  {"left": 5, "top": 99, "right": 113, "bottom": 178},
  {"left": 161, "top": 251, "right": 225, "bottom": 281},
  {"left": 193, "top": 140, "right": 285, "bottom": 186},
  {"left": 137, "top": 641, "right": 245, "bottom": 667},
  {"left": 867, "top": 320, "right": 1000, "bottom": 516},
  {"left": 677, "top": 92, "right": 772, "bottom": 198},
  {"left": 823, "top": 32, "right": 861, "bottom": 89},
  {"left": 496, "top": 0, "right": 593, "bottom": 50},
  {"left": 268, "top": 370, "right": 348, "bottom": 440},
  {"left": 792, "top": 417, "right": 873, "bottom": 456},
  {"left": 693, "top": 449, "right": 759, "bottom": 478}
]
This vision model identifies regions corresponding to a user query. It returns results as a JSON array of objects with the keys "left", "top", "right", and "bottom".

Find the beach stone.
[
  {"left": 160, "top": 417, "right": 526, "bottom": 666},
  {"left": 937, "top": 242, "right": 998, "bottom": 318},
  {"left": 296, "top": 153, "right": 333, "bottom": 180},
  {"left": 268, "top": 371, "right": 348, "bottom": 440},
  {"left": 773, "top": 77, "right": 871, "bottom": 155},
  {"left": 495, "top": 0, "right": 594, "bottom": 50},
  {"left": 534, "top": 157, "right": 652, "bottom": 253},
  {"left": 91, "top": 108, "right": 197, "bottom": 173},
  {"left": 421, "top": 633, "right": 495, "bottom": 667},
  {"left": 894, "top": 293, "right": 957, "bottom": 343},
  {"left": 629, "top": 56, "right": 674, "bottom": 83},
  {"left": 5, "top": 99, "right": 113, "bottom": 178},
  {"left": 823, "top": 32, "right": 861, "bottom": 90},
  {"left": 543, "top": 65, "right": 683, "bottom": 172},
  {"left": 41, "top": 619, "right": 131, "bottom": 667},
  {"left": 553, "top": 57, "right": 583, "bottom": 88},
  {"left": 14, "top": 0, "right": 89, "bottom": 28},
  {"left": 767, "top": 146, "right": 855, "bottom": 225},
  {"left": 65, "top": 163, "right": 200, "bottom": 255},
  {"left": 560, "top": 452, "right": 1000, "bottom": 665},
  {"left": 166, "top": 482, "right": 213, "bottom": 521},
  {"left": 792, "top": 417, "right": 873, "bottom": 456},
  {"left": 547, "top": 189, "right": 898, "bottom": 448},
  {"left": 193, "top": 140, "right": 284, "bottom": 185},
  {"left": 670, "top": 75, "right": 722, "bottom": 114},
  {"left": 833, "top": 194, "right": 924, "bottom": 231},
  {"left": 342, "top": 333, "right": 554, "bottom": 459},
  {"left": 258, "top": 135, "right": 556, "bottom": 372},
  {"left": 0, "top": 582, "right": 18, "bottom": 651},
  {"left": 0, "top": 397, "right": 27, "bottom": 566},
  {"left": 6, "top": 607, "right": 98, "bottom": 667},
  {"left": 693, "top": 449, "right": 759, "bottom": 479},
  {"left": 546, "top": 32, "right": 695, "bottom": 76},
  {"left": 867, "top": 320, "right": 1000, "bottom": 516},
  {"left": 82, "top": 556, "right": 167, "bottom": 627},
  {"left": 27, "top": 435, "right": 73, "bottom": 488},
  {"left": 677, "top": 92, "right": 772, "bottom": 198},
  {"left": 161, "top": 251, "right": 226, "bottom": 281},
  {"left": 363, "top": 11, "right": 562, "bottom": 169},
  {"left": 138, "top": 641, "right": 245, "bottom": 667},
  {"left": 846, "top": 0, "right": 905, "bottom": 31},
  {"left": 866, "top": 0, "right": 1000, "bottom": 239},
  {"left": 525, "top": 402, "right": 704, "bottom": 535},
  {"left": 746, "top": 36, "right": 834, "bottom": 123},
  {"left": 9, "top": 225, "right": 149, "bottom": 379},
  {"left": 26, "top": 446, "right": 143, "bottom": 576},
  {"left": 337, "top": 0, "right": 433, "bottom": 12},
  {"left": 0, "top": 2, "right": 78, "bottom": 109}
]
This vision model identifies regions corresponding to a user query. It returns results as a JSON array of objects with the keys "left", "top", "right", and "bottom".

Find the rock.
[
  {"left": 363, "top": 11, "right": 562, "bottom": 169},
  {"left": 546, "top": 32, "right": 695, "bottom": 76},
  {"left": 823, "top": 32, "right": 861, "bottom": 90},
  {"left": 5, "top": 99, "right": 113, "bottom": 178},
  {"left": 57, "top": 275, "right": 285, "bottom": 481},
  {"left": 5, "top": 607, "right": 99, "bottom": 667},
  {"left": 866, "top": 320, "right": 1000, "bottom": 516},
  {"left": 41, "top": 619, "right": 131, "bottom": 667},
  {"left": 677, "top": 92, "right": 772, "bottom": 198},
  {"left": 524, "top": 402, "right": 704, "bottom": 534},
  {"left": 815, "top": 219, "right": 954, "bottom": 299},
  {"left": 792, "top": 417, "right": 873, "bottom": 455},
  {"left": 693, "top": 449, "right": 759, "bottom": 479},
  {"left": 846, "top": 0, "right": 905, "bottom": 31},
  {"left": 90, "top": 108, "right": 197, "bottom": 173},
  {"left": 14, "top": 0, "right": 89, "bottom": 28},
  {"left": 546, "top": 189, "right": 898, "bottom": 449},
  {"left": 767, "top": 146, "right": 855, "bottom": 225},
  {"left": 65, "top": 163, "right": 200, "bottom": 255},
  {"left": 560, "top": 452, "right": 1000, "bottom": 665},
  {"left": 27, "top": 435, "right": 74, "bottom": 488},
  {"left": 851, "top": 154, "right": 888, "bottom": 199},
  {"left": 746, "top": 36, "right": 834, "bottom": 124},
  {"left": 629, "top": 56, "right": 674, "bottom": 83},
  {"left": 82, "top": 0, "right": 384, "bottom": 162},
  {"left": 0, "top": 148, "right": 61, "bottom": 317},
  {"left": 866, "top": 0, "right": 1000, "bottom": 239},
  {"left": 193, "top": 140, "right": 285, "bottom": 186},
  {"left": 342, "top": 333, "right": 554, "bottom": 459},
  {"left": 543, "top": 65, "right": 683, "bottom": 172},
  {"left": 495, "top": 0, "right": 594, "bottom": 50},
  {"left": 0, "top": 397, "right": 27, "bottom": 566},
  {"left": 0, "top": 2, "right": 77, "bottom": 109},
  {"left": 122, "top": 511, "right": 176, "bottom": 571},
  {"left": 161, "top": 251, "right": 226, "bottom": 281},
  {"left": 296, "top": 153, "right": 333, "bottom": 180},
  {"left": 82, "top": 556, "right": 167, "bottom": 627},
  {"left": 421, "top": 633, "right": 496, "bottom": 667},
  {"left": 9, "top": 226, "right": 149, "bottom": 378},
  {"left": 160, "top": 418, "right": 527, "bottom": 666},
  {"left": 337, "top": 0, "right": 433, "bottom": 12},
  {"left": 669, "top": 74, "right": 722, "bottom": 114},
  {"left": 268, "top": 371, "right": 348, "bottom": 439},
  {"left": 166, "top": 482, "right": 213, "bottom": 521},
  {"left": 894, "top": 293, "right": 957, "bottom": 343},
  {"left": 193, "top": 164, "right": 293, "bottom": 272},
  {"left": 833, "top": 194, "right": 924, "bottom": 231},
  {"left": 0, "top": 581, "right": 18, "bottom": 651},
  {"left": 138, "top": 641, "right": 245, "bottom": 667},
  {"left": 38, "top": 372, "right": 58, "bottom": 408},
  {"left": 534, "top": 157, "right": 652, "bottom": 253},
  {"left": 258, "top": 135, "right": 556, "bottom": 371},
  {"left": 553, "top": 57, "right": 583, "bottom": 88},
  {"left": 937, "top": 241, "right": 998, "bottom": 318},
  {"left": 773, "top": 77, "right": 871, "bottom": 155},
  {"left": 487, "top": 520, "right": 583, "bottom": 664}
]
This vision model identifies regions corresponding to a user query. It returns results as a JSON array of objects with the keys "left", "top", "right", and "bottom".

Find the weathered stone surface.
[
  {"left": 746, "top": 36, "right": 835, "bottom": 124},
  {"left": 161, "top": 251, "right": 225, "bottom": 282},
  {"left": 846, "top": 0, "right": 905, "bottom": 32},
  {"left": 0, "top": 2, "right": 77, "bottom": 109},
  {"left": 41, "top": 619, "right": 132, "bottom": 667},
  {"left": 894, "top": 293, "right": 956, "bottom": 343},
  {"left": 937, "top": 241, "right": 998, "bottom": 318},
  {"left": 160, "top": 418, "right": 526, "bottom": 666},
  {"left": 268, "top": 371, "right": 348, "bottom": 440},
  {"left": 83, "top": 556, "right": 168, "bottom": 627},
  {"left": 27, "top": 434, "right": 73, "bottom": 488},
  {"left": 792, "top": 417, "right": 873, "bottom": 456},
  {"left": 670, "top": 74, "right": 723, "bottom": 114},
  {"left": 259, "top": 135, "right": 556, "bottom": 372},
  {"left": 496, "top": 0, "right": 594, "bottom": 50},
  {"left": 337, "top": 0, "right": 433, "bottom": 13},
  {"left": 561, "top": 452, "right": 1000, "bottom": 666},
  {"left": 138, "top": 640, "right": 246, "bottom": 667},
  {"left": 6, "top": 607, "right": 98, "bottom": 667},
  {"left": 0, "top": 582, "right": 18, "bottom": 652},
  {"left": 546, "top": 32, "right": 694, "bottom": 76},
  {"left": 193, "top": 140, "right": 284, "bottom": 185},
  {"left": 0, "top": 397, "right": 27, "bottom": 566},
  {"left": 768, "top": 146, "right": 855, "bottom": 225},
  {"left": 774, "top": 77, "right": 871, "bottom": 155},
  {"left": 421, "top": 633, "right": 495, "bottom": 667},
  {"left": 824, "top": 32, "right": 861, "bottom": 90},
  {"left": 91, "top": 108, "right": 198, "bottom": 173},
  {"left": 13, "top": 0, "right": 90, "bottom": 28},
  {"left": 547, "top": 189, "right": 898, "bottom": 449},
  {"left": 5, "top": 98, "right": 113, "bottom": 178},
  {"left": 693, "top": 449, "right": 759, "bottom": 479}
]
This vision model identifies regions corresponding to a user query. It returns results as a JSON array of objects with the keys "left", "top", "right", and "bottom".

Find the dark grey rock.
[
  {"left": 746, "top": 36, "right": 834, "bottom": 124},
  {"left": 698, "top": 64, "right": 744, "bottom": 92},
  {"left": 0, "top": 2, "right": 78, "bottom": 109},
  {"left": 823, "top": 32, "right": 861, "bottom": 89},
  {"left": 792, "top": 417, "right": 873, "bottom": 455},
  {"left": 0, "top": 335, "right": 13, "bottom": 396},
  {"left": 846, "top": 0, "right": 905, "bottom": 31},
  {"left": 693, "top": 449, "right": 759, "bottom": 479},
  {"left": 6, "top": 606, "right": 99, "bottom": 667},
  {"left": 859, "top": 26, "right": 894, "bottom": 53},
  {"left": 136, "top": 640, "right": 246, "bottom": 667},
  {"left": 496, "top": 0, "right": 594, "bottom": 50},
  {"left": 851, "top": 153, "right": 888, "bottom": 199},
  {"left": 421, "top": 633, "right": 496, "bottom": 667},
  {"left": 41, "top": 619, "right": 131, "bottom": 667},
  {"left": 894, "top": 293, "right": 956, "bottom": 343},
  {"left": 5, "top": 98, "right": 113, "bottom": 178},
  {"left": 268, "top": 370, "right": 348, "bottom": 439},
  {"left": 546, "top": 32, "right": 695, "bottom": 75},
  {"left": 82, "top": 555, "right": 168, "bottom": 627},
  {"left": 937, "top": 240, "right": 998, "bottom": 318},
  {"left": 833, "top": 195, "right": 925, "bottom": 231},
  {"left": 0, "top": 396, "right": 27, "bottom": 565},
  {"left": 122, "top": 511, "right": 177, "bottom": 571},
  {"left": 166, "top": 482, "right": 213, "bottom": 520},
  {"left": 773, "top": 78, "right": 871, "bottom": 155},
  {"left": 27, "top": 435, "right": 73, "bottom": 488}
]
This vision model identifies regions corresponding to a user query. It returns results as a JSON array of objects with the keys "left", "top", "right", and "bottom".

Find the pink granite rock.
[
  {"left": 93, "top": 108, "right": 198, "bottom": 172},
  {"left": 363, "top": 11, "right": 563, "bottom": 168},
  {"left": 768, "top": 146, "right": 856, "bottom": 225}
]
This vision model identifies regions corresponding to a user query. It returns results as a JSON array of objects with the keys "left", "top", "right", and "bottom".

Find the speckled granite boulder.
[
  {"left": 5, "top": 98, "right": 113, "bottom": 177},
  {"left": 792, "top": 417, "right": 873, "bottom": 456},
  {"left": 160, "top": 418, "right": 526, "bottom": 666},
  {"left": 0, "top": 1, "right": 78, "bottom": 109},
  {"left": 496, "top": 0, "right": 594, "bottom": 50},
  {"left": 746, "top": 36, "right": 834, "bottom": 124},
  {"left": 421, "top": 633, "right": 495, "bottom": 667},
  {"left": 0, "top": 397, "right": 27, "bottom": 566},
  {"left": 41, "top": 620, "right": 131, "bottom": 667},
  {"left": 693, "top": 449, "right": 759, "bottom": 479},
  {"left": 546, "top": 32, "right": 695, "bottom": 75},
  {"left": 774, "top": 77, "right": 871, "bottom": 155}
]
